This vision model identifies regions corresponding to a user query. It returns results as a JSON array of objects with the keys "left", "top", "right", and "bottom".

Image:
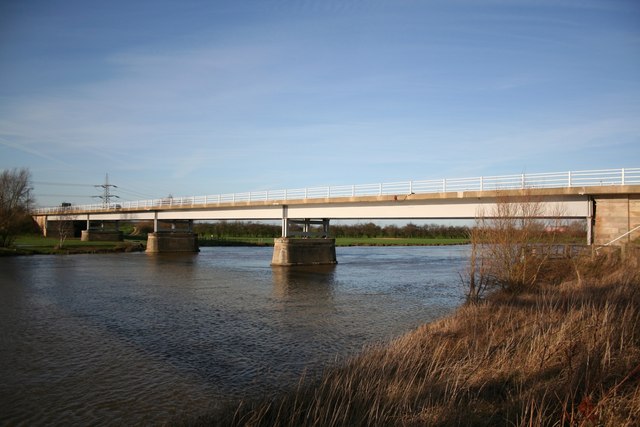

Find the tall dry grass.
[{"left": 186, "top": 253, "right": 640, "bottom": 426}]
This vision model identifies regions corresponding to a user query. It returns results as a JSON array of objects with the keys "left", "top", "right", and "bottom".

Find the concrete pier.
[
  {"left": 81, "top": 230, "right": 123, "bottom": 242},
  {"left": 271, "top": 238, "right": 337, "bottom": 266},
  {"left": 81, "top": 219, "right": 123, "bottom": 242},
  {"left": 146, "top": 232, "right": 199, "bottom": 253}
]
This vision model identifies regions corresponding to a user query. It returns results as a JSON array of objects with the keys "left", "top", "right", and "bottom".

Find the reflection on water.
[
  {"left": 0, "top": 246, "right": 468, "bottom": 426},
  {"left": 271, "top": 265, "right": 337, "bottom": 298}
]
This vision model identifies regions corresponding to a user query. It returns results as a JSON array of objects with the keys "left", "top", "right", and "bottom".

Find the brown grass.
[{"left": 186, "top": 253, "right": 640, "bottom": 426}]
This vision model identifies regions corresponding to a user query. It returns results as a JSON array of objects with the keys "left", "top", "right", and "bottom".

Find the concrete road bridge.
[{"left": 32, "top": 168, "right": 640, "bottom": 265}]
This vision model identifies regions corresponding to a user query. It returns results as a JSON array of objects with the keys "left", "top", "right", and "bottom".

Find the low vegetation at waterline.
[
  {"left": 0, "top": 235, "right": 144, "bottom": 255},
  {"left": 186, "top": 253, "right": 640, "bottom": 426}
]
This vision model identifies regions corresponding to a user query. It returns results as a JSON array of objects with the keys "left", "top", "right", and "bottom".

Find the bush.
[{"left": 466, "top": 193, "right": 570, "bottom": 300}]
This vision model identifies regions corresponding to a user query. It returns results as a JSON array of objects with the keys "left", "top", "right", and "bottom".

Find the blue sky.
[{"left": 1, "top": 0, "right": 639, "bottom": 207}]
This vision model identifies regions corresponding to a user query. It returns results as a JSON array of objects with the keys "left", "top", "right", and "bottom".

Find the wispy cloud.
[
  {"left": 0, "top": 134, "right": 72, "bottom": 166},
  {"left": 1, "top": 0, "right": 638, "bottom": 205}
]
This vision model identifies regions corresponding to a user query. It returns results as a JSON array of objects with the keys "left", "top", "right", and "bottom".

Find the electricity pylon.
[{"left": 94, "top": 173, "right": 119, "bottom": 208}]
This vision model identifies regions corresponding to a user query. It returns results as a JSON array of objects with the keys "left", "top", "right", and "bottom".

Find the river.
[{"left": 0, "top": 245, "right": 468, "bottom": 425}]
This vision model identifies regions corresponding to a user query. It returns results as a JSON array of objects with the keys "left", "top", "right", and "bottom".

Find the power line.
[
  {"left": 117, "top": 186, "right": 156, "bottom": 199},
  {"left": 34, "top": 180, "right": 156, "bottom": 200},
  {"left": 32, "top": 181, "right": 95, "bottom": 187},
  {"left": 33, "top": 194, "right": 94, "bottom": 198}
]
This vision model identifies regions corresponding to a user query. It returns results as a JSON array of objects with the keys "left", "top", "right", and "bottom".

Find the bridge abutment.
[
  {"left": 594, "top": 195, "right": 640, "bottom": 245},
  {"left": 271, "top": 238, "right": 337, "bottom": 266}
]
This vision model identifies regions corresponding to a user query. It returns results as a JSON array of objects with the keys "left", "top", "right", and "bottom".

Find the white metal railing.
[{"left": 32, "top": 167, "right": 640, "bottom": 214}]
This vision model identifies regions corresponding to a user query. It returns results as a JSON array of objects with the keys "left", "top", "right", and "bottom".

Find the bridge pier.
[
  {"left": 81, "top": 218, "right": 123, "bottom": 242},
  {"left": 271, "top": 238, "right": 337, "bottom": 266},
  {"left": 145, "top": 217, "right": 199, "bottom": 253},
  {"left": 146, "top": 232, "right": 199, "bottom": 253},
  {"left": 272, "top": 214, "right": 337, "bottom": 266}
]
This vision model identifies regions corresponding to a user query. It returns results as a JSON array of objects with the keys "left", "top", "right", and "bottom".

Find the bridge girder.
[{"left": 36, "top": 195, "right": 590, "bottom": 222}]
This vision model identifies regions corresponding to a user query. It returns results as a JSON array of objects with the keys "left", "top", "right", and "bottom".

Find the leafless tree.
[
  {"left": 466, "top": 193, "right": 567, "bottom": 300},
  {"left": 55, "top": 206, "right": 74, "bottom": 249},
  {"left": 0, "top": 168, "right": 33, "bottom": 247}
]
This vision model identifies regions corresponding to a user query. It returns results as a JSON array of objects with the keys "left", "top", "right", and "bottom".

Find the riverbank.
[
  {"left": 186, "top": 253, "right": 640, "bottom": 426},
  {"left": 1, "top": 235, "right": 466, "bottom": 255},
  {"left": 0, "top": 236, "right": 145, "bottom": 256}
]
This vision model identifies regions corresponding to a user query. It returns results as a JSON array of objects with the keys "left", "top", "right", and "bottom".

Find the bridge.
[{"left": 32, "top": 168, "right": 640, "bottom": 265}]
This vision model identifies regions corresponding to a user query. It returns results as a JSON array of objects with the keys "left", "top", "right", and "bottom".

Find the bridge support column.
[
  {"left": 146, "top": 220, "right": 199, "bottom": 253},
  {"left": 273, "top": 214, "right": 336, "bottom": 265},
  {"left": 271, "top": 238, "right": 337, "bottom": 266},
  {"left": 36, "top": 216, "right": 48, "bottom": 237},
  {"left": 81, "top": 221, "right": 123, "bottom": 242},
  {"left": 80, "top": 215, "right": 123, "bottom": 242},
  {"left": 81, "top": 230, "right": 124, "bottom": 241},
  {"left": 587, "top": 198, "right": 594, "bottom": 245},
  {"left": 146, "top": 232, "right": 199, "bottom": 253}
]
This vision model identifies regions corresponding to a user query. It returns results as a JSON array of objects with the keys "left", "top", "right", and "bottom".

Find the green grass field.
[
  {"left": 15, "top": 235, "right": 117, "bottom": 247},
  {"left": 0, "top": 235, "right": 145, "bottom": 255}
]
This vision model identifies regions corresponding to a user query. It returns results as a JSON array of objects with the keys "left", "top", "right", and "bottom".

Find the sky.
[{"left": 1, "top": 0, "right": 639, "bottom": 207}]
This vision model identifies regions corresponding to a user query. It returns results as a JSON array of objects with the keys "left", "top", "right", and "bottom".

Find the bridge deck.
[{"left": 33, "top": 185, "right": 640, "bottom": 222}]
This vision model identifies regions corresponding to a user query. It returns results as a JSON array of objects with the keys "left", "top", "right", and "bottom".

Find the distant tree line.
[
  {"left": 193, "top": 221, "right": 470, "bottom": 239},
  {"left": 332, "top": 223, "right": 469, "bottom": 238},
  {"left": 195, "top": 221, "right": 281, "bottom": 238}
]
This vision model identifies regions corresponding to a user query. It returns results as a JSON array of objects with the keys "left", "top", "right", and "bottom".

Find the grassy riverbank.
[
  {"left": 0, "top": 235, "right": 145, "bottom": 255},
  {"left": 186, "top": 253, "right": 640, "bottom": 426},
  {"left": 198, "top": 237, "right": 469, "bottom": 247}
]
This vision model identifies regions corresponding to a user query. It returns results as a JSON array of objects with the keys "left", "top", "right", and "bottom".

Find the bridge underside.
[{"left": 39, "top": 193, "right": 592, "bottom": 222}]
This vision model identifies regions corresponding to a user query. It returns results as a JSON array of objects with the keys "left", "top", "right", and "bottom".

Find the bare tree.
[
  {"left": 466, "top": 193, "right": 567, "bottom": 300},
  {"left": 0, "top": 168, "right": 33, "bottom": 247},
  {"left": 466, "top": 224, "right": 489, "bottom": 303},
  {"left": 55, "top": 206, "right": 74, "bottom": 249}
]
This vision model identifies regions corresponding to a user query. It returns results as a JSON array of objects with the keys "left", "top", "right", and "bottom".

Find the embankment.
[
  {"left": 186, "top": 253, "right": 640, "bottom": 426},
  {"left": 0, "top": 240, "right": 145, "bottom": 256}
]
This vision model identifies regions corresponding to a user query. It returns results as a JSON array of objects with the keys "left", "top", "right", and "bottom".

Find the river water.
[{"left": 0, "top": 245, "right": 468, "bottom": 426}]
